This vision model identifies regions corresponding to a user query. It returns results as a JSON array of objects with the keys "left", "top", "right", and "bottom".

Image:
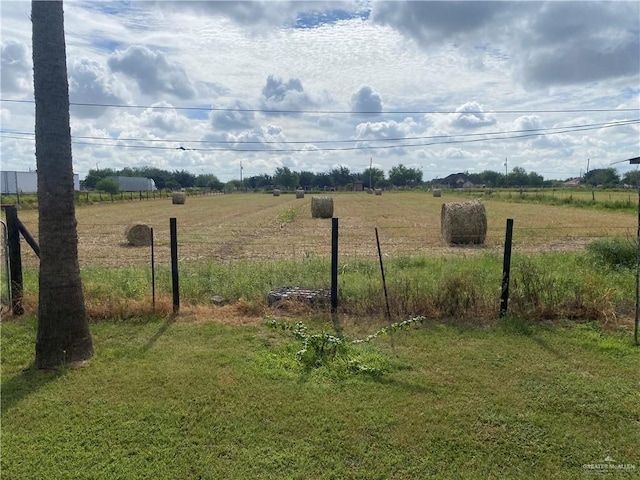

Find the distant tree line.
[
  {"left": 82, "top": 165, "right": 640, "bottom": 192},
  {"left": 82, "top": 167, "right": 225, "bottom": 191}
]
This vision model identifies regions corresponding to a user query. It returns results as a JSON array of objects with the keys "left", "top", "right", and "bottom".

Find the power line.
[
  {"left": 1, "top": 98, "right": 638, "bottom": 115},
  {"left": 3, "top": 119, "right": 638, "bottom": 153},
  {"left": 2, "top": 119, "right": 638, "bottom": 149},
  {"left": 3, "top": 118, "right": 638, "bottom": 145}
]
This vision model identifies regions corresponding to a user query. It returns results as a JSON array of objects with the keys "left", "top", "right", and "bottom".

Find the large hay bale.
[
  {"left": 126, "top": 223, "right": 152, "bottom": 246},
  {"left": 374, "top": 189, "right": 382, "bottom": 196},
  {"left": 295, "top": 189, "right": 304, "bottom": 199},
  {"left": 172, "top": 192, "right": 186, "bottom": 204},
  {"left": 273, "top": 189, "right": 281, "bottom": 197},
  {"left": 311, "top": 196, "right": 334, "bottom": 218},
  {"left": 433, "top": 189, "right": 442, "bottom": 198},
  {"left": 441, "top": 200, "right": 487, "bottom": 245}
]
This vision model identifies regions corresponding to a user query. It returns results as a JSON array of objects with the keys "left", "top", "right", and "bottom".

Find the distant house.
[
  {"left": 435, "top": 172, "right": 474, "bottom": 189},
  {"left": 107, "top": 176, "right": 157, "bottom": 192},
  {"left": 1, "top": 170, "right": 80, "bottom": 194},
  {"left": 353, "top": 180, "right": 364, "bottom": 191},
  {"left": 564, "top": 178, "right": 581, "bottom": 187}
]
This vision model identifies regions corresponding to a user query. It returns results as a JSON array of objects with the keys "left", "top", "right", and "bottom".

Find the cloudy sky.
[{"left": 1, "top": 0, "right": 639, "bottom": 182}]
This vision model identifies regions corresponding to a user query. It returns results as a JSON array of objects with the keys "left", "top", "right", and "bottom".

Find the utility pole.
[
  {"left": 240, "top": 161, "right": 243, "bottom": 191},
  {"left": 369, "top": 157, "right": 373, "bottom": 189},
  {"left": 504, "top": 158, "right": 508, "bottom": 187}
]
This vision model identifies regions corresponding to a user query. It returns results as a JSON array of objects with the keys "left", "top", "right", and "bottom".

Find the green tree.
[
  {"left": 298, "top": 170, "right": 316, "bottom": 189},
  {"left": 139, "top": 167, "right": 171, "bottom": 190},
  {"left": 173, "top": 169, "right": 196, "bottom": 188},
  {"left": 507, "top": 166, "right": 529, "bottom": 187},
  {"left": 32, "top": 0, "right": 93, "bottom": 368},
  {"left": 95, "top": 178, "right": 120, "bottom": 194},
  {"left": 273, "top": 166, "right": 299, "bottom": 189},
  {"left": 583, "top": 168, "right": 620, "bottom": 187},
  {"left": 81, "top": 167, "right": 115, "bottom": 189},
  {"left": 476, "top": 170, "right": 504, "bottom": 187},
  {"left": 361, "top": 167, "right": 385, "bottom": 188},
  {"left": 389, "top": 164, "right": 422, "bottom": 187},
  {"left": 195, "top": 174, "right": 223, "bottom": 190},
  {"left": 330, "top": 166, "right": 352, "bottom": 188},
  {"left": 245, "top": 174, "right": 272, "bottom": 190},
  {"left": 527, "top": 171, "right": 544, "bottom": 187},
  {"left": 312, "top": 172, "right": 333, "bottom": 189},
  {"left": 621, "top": 170, "right": 640, "bottom": 187},
  {"left": 225, "top": 180, "right": 242, "bottom": 191}
]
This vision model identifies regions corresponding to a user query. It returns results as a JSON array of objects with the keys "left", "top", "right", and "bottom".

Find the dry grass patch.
[{"left": 6, "top": 192, "right": 635, "bottom": 268}]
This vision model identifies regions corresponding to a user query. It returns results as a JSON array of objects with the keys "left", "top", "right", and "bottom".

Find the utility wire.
[
  {"left": 2, "top": 119, "right": 638, "bottom": 153},
  {"left": 2, "top": 98, "right": 639, "bottom": 115},
  {"left": 2, "top": 119, "right": 638, "bottom": 146}
]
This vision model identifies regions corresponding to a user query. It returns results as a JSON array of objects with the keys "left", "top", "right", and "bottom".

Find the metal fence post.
[
  {"left": 331, "top": 217, "right": 338, "bottom": 314},
  {"left": 170, "top": 217, "right": 179, "bottom": 314},
  {"left": 499, "top": 218, "right": 514, "bottom": 318},
  {"left": 3, "top": 205, "right": 24, "bottom": 315}
]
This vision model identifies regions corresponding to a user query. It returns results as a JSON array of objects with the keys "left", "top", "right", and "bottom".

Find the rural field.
[
  {"left": 9, "top": 190, "right": 637, "bottom": 268},
  {"left": 2, "top": 190, "right": 639, "bottom": 479}
]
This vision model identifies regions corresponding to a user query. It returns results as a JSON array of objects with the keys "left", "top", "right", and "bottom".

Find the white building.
[
  {"left": 0, "top": 171, "right": 80, "bottom": 194},
  {"left": 107, "top": 176, "right": 157, "bottom": 192}
]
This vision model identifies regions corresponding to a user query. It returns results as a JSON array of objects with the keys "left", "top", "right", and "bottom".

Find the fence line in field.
[{"left": 4, "top": 222, "right": 633, "bottom": 269}]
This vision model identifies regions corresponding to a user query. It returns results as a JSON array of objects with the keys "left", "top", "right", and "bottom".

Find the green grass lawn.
[{"left": 2, "top": 315, "right": 638, "bottom": 479}]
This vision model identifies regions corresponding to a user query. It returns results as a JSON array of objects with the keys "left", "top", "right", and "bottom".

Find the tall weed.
[{"left": 586, "top": 236, "right": 637, "bottom": 269}]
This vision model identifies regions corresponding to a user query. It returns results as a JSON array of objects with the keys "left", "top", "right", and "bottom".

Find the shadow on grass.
[
  {"left": 141, "top": 317, "right": 175, "bottom": 352},
  {"left": 1, "top": 364, "right": 65, "bottom": 414}
]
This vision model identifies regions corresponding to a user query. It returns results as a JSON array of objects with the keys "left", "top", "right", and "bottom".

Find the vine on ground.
[{"left": 265, "top": 316, "right": 425, "bottom": 375}]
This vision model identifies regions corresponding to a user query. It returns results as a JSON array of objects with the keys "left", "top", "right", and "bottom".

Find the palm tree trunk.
[{"left": 32, "top": 0, "right": 93, "bottom": 368}]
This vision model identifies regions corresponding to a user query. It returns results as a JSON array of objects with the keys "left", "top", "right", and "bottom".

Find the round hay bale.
[
  {"left": 172, "top": 192, "right": 186, "bottom": 204},
  {"left": 433, "top": 189, "right": 442, "bottom": 198},
  {"left": 374, "top": 189, "right": 382, "bottom": 196},
  {"left": 366, "top": 188, "right": 374, "bottom": 194},
  {"left": 295, "top": 189, "right": 304, "bottom": 199},
  {"left": 441, "top": 200, "right": 487, "bottom": 245},
  {"left": 311, "top": 196, "right": 334, "bottom": 218},
  {"left": 273, "top": 189, "right": 281, "bottom": 197},
  {"left": 125, "top": 223, "right": 152, "bottom": 246}
]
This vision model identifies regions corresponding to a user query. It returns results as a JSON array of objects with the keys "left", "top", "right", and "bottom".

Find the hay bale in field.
[
  {"left": 374, "top": 189, "right": 382, "bottom": 196},
  {"left": 433, "top": 189, "right": 442, "bottom": 198},
  {"left": 125, "top": 223, "right": 152, "bottom": 246},
  {"left": 311, "top": 196, "right": 334, "bottom": 218},
  {"left": 296, "top": 189, "right": 305, "bottom": 199},
  {"left": 273, "top": 189, "right": 281, "bottom": 197},
  {"left": 441, "top": 200, "right": 487, "bottom": 245},
  {"left": 366, "top": 188, "right": 374, "bottom": 194},
  {"left": 172, "top": 192, "right": 186, "bottom": 204}
]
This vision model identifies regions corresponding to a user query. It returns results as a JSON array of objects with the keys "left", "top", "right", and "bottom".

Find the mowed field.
[{"left": 11, "top": 191, "right": 637, "bottom": 268}]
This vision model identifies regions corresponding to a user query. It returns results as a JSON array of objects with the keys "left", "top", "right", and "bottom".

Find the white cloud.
[
  {"left": 261, "top": 75, "right": 316, "bottom": 112},
  {"left": 448, "top": 102, "right": 497, "bottom": 129},
  {"left": 140, "top": 102, "right": 190, "bottom": 133},
  {"left": 1, "top": 40, "right": 31, "bottom": 94},
  {"left": 108, "top": 45, "right": 196, "bottom": 99},
  {"left": 350, "top": 85, "right": 382, "bottom": 114},
  {"left": 68, "top": 58, "right": 130, "bottom": 118},
  {"left": 1, "top": 1, "right": 637, "bottom": 182}
]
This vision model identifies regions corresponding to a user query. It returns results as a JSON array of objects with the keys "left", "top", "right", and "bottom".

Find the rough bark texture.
[{"left": 32, "top": 0, "right": 93, "bottom": 369}]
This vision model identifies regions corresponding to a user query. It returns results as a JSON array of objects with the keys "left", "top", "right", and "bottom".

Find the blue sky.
[{"left": 1, "top": 0, "right": 639, "bottom": 182}]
